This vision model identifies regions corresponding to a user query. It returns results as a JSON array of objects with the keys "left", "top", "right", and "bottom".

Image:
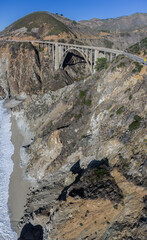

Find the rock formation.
[
  {"left": 5, "top": 52, "right": 146, "bottom": 239},
  {"left": 0, "top": 13, "right": 146, "bottom": 239}
]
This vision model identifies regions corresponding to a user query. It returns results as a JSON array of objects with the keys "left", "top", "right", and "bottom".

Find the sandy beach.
[{"left": 8, "top": 114, "right": 30, "bottom": 237}]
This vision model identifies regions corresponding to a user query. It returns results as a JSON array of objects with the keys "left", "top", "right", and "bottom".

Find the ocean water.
[{"left": 0, "top": 101, "right": 17, "bottom": 240}]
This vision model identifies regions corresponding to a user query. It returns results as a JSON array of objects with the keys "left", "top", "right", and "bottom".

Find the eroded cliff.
[
  {"left": 8, "top": 55, "right": 147, "bottom": 239},
  {"left": 0, "top": 41, "right": 89, "bottom": 99}
]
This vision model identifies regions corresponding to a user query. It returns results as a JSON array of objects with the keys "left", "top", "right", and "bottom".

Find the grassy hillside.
[
  {"left": 127, "top": 37, "right": 147, "bottom": 55},
  {"left": 3, "top": 11, "right": 71, "bottom": 35}
]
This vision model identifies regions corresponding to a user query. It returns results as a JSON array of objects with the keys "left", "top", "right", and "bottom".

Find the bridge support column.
[
  {"left": 89, "top": 50, "right": 93, "bottom": 72},
  {"left": 55, "top": 43, "right": 59, "bottom": 70},
  {"left": 94, "top": 50, "right": 99, "bottom": 73},
  {"left": 52, "top": 44, "right": 55, "bottom": 62},
  {"left": 109, "top": 53, "right": 113, "bottom": 61},
  {"left": 59, "top": 45, "right": 63, "bottom": 66}
]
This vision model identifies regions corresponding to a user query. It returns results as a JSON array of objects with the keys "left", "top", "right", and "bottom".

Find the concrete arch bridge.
[{"left": 5, "top": 40, "right": 147, "bottom": 72}]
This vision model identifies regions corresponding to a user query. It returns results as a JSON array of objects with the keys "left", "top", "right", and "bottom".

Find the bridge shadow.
[{"left": 63, "top": 52, "right": 86, "bottom": 69}]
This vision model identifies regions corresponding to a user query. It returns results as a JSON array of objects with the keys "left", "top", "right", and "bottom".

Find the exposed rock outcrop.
[
  {"left": 0, "top": 42, "right": 89, "bottom": 97},
  {"left": 7, "top": 54, "right": 146, "bottom": 239}
]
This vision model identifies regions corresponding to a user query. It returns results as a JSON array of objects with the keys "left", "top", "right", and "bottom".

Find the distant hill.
[
  {"left": 127, "top": 37, "right": 147, "bottom": 56},
  {"left": 0, "top": 12, "right": 147, "bottom": 50},
  {"left": 79, "top": 13, "right": 147, "bottom": 32},
  {"left": 0, "top": 11, "right": 74, "bottom": 40}
]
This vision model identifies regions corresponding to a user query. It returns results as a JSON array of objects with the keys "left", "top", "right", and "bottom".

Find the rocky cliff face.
[
  {"left": 0, "top": 41, "right": 89, "bottom": 99},
  {"left": 8, "top": 54, "right": 147, "bottom": 239}
]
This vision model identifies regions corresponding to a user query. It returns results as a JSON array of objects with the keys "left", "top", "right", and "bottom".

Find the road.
[
  {"left": 124, "top": 52, "right": 147, "bottom": 66},
  {"left": 0, "top": 39, "right": 146, "bottom": 66}
]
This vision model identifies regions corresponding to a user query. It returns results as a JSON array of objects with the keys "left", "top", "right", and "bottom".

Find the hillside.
[
  {"left": 0, "top": 11, "right": 75, "bottom": 40},
  {"left": 0, "top": 18, "right": 147, "bottom": 239},
  {"left": 5, "top": 51, "right": 147, "bottom": 239},
  {"left": 127, "top": 37, "right": 147, "bottom": 57},
  {"left": 0, "top": 12, "right": 147, "bottom": 50},
  {"left": 79, "top": 13, "right": 147, "bottom": 32}
]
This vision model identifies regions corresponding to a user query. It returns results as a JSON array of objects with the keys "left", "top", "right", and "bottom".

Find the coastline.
[{"left": 8, "top": 113, "right": 30, "bottom": 237}]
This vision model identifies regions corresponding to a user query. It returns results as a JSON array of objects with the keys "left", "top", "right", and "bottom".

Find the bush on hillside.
[{"left": 94, "top": 58, "right": 108, "bottom": 72}]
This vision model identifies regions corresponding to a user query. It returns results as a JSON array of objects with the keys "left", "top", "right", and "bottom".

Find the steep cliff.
[
  {"left": 9, "top": 55, "right": 147, "bottom": 239},
  {"left": 0, "top": 41, "right": 89, "bottom": 98}
]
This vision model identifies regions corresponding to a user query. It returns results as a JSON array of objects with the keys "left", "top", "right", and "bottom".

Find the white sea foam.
[{"left": 0, "top": 100, "right": 17, "bottom": 240}]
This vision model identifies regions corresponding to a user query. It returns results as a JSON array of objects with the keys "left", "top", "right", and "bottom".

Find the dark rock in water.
[{"left": 18, "top": 223, "right": 43, "bottom": 240}]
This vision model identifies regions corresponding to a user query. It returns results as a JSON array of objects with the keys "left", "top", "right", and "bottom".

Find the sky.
[{"left": 0, "top": 0, "right": 147, "bottom": 31}]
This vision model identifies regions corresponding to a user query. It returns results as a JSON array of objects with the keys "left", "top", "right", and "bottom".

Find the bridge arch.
[{"left": 59, "top": 48, "right": 92, "bottom": 73}]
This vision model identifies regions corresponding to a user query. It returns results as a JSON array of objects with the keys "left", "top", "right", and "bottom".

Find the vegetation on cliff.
[
  {"left": 127, "top": 37, "right": 147, "bottom": 56},
  {"left": 2, "top": 11, "right": 71, "bottom": 37},
  {"left": 6, "top": 51, "right": 145, "bottom": 239}
]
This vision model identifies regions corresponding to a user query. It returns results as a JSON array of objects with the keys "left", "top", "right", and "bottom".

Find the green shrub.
[
  {"left": 117, "top": 62, "right": 126, "bottom": 68},
  {"left": 129, "top": 115, "right": 142, "bottom": 131},
  {"left": 129, "top": 121, "right": 140, "bottom": 131},
  {"left": 113, "top": 204, "right": 118, "bottom": 209},
  {"left": 95, "top": 168, "right": 108, "bottom": 179},
  {"left": 75, "top": 113, "right": 82, "bottom": 120},
  {"left": 94, "top": 58, "right": 108, "bottom": 72},
  {"left": 80, "top": 223, "right": 83, "bottom": 226},
  {"left": 84, "top": 99, "right": 91, "bottom": 106},
  {"left": 129, "top": 95, "right": 132, "bottom": 100},
  {"left": 124, "top": 88, "right": 131, "bottom": 94},
  {"left": 81, "top": 134, "right": 86, "bottom": 139},
  {"left": 132, "top": 62, "right": 143, "bottom": 73},
  {"left": 116, "top": 106, "right": 124, "bottom": 114},
  {"left": 111, "top": 67, "right": 116, "bottom": 72},
  {"left": 79, "top": 90, "right": 87, "bottom": 98},
  {"left": 134, "top": 115, "right": 141, "bottom": 121}
]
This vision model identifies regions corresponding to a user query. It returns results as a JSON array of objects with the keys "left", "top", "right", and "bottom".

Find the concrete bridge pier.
[
  {"left": 94, "top": 49, "right": 99, "bottom": 72},
  {"left": 52, "top": 44, "right": 55, "bottom": 64},
  {"left": 109, "top": 53, "right": 113, "bottom": 62},
  {"left": 48, "top": 44, "right": 51, "bottom": 54},
  {"left": 55, "top": 43, "right": 59, "bottom": 70},
  {"left": 59, "top": 45, "right": 63, "bottom": 64}
]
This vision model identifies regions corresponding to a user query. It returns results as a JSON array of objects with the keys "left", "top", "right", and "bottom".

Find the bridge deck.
[{"left": 0, "top": 39, "right": 146, "bottom": 66}]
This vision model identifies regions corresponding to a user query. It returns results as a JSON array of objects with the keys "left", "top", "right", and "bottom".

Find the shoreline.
[{"left": 8, "top": 113, "right": 30, "bottom": 237}]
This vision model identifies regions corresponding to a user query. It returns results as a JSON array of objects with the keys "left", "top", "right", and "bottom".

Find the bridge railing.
[
  {"left": 3, "top": 39, "right": 124, "bottom": 55},
  {"left": 0, "top": 39, "right": 146, "bottom": 65}
]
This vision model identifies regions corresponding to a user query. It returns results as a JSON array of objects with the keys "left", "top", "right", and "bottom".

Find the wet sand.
[{"left": 8, "top": 115, "right": 30, "bottom": 237}]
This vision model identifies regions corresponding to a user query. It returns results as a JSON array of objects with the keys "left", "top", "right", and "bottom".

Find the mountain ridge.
[{"left": 79, "top": 12, "right": 147, "bottom": 32}]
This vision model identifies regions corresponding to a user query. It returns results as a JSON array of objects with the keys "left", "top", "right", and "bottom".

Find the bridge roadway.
[{"left": 1, "top": 39, "right": 147, "bottom": 71}]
